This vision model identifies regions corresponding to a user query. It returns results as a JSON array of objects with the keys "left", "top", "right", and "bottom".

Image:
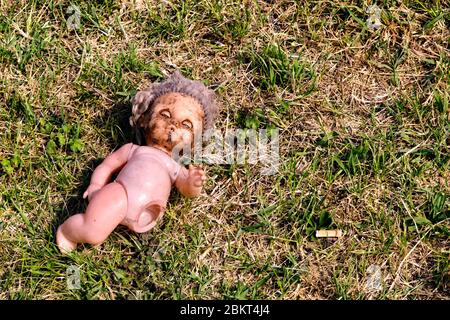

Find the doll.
[{"left": 56, "top": 71, "right": 218, "bottom": 253}]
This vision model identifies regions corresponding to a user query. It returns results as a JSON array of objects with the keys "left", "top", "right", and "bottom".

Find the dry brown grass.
[{"left": 0, "top": 0, "right": 448, "bottom": 299}]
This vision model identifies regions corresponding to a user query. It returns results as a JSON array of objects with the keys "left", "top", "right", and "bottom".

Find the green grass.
[{"left": 0, "top": 0, "right": 449, "bottom": 299}]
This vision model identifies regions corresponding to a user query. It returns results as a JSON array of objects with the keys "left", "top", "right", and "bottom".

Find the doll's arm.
[
  {"left": 175, "top": 165, "right": 206, "bottom": 198},
  {"left": 83, "top": 143, "right": 134, "bottom": 200}
]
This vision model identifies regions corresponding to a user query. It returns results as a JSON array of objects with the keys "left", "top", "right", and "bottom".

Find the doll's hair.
[{"left": 130, "top": 71, "right": 218, "bottom": 144}]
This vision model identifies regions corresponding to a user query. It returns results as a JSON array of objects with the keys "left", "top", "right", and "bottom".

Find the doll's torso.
[{"left": 115, "top": 144, "right": 181, "bottom": 232}]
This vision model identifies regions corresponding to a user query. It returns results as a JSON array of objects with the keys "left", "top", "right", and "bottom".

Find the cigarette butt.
[{"left": 316, "top": 229, "right": 343, "bottom": 238}]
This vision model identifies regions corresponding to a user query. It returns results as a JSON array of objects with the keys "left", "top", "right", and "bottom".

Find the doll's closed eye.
[
  {"left": 182, "top": 120, "right": 193, "bottom": 130},
  {"left": 160, "top": 110, "right": 171, "bottom": 118}
]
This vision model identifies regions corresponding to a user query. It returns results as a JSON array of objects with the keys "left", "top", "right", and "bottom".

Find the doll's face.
[{"left": 143, "top": 92, "right": 204, "bottom": 154}]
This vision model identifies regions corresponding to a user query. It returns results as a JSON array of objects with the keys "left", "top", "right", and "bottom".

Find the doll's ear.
[{"left": 130, "top": 87, "right": 155, "bottom": 128}]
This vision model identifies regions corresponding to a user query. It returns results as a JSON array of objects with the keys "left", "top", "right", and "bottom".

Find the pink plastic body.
[
  {"left": 116, "top": 144, "right": 181, "bottom": 232},
  {"left": 56, "top": 143, "right": 184, "bottom": 252}
]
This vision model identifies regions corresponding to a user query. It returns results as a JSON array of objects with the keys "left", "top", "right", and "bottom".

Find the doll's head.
[
  {"left": 130, "top": 71, "right": 218, "bottom": 154},
  {"left": 140, "top": 92, "right": 205, "bottom": 153}
]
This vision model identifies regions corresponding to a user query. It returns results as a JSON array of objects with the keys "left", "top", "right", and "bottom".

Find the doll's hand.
[
  {"left": 83, "top": 183, "right": 102, "bottom": 201},
  {"left": 188, "top": 165, "right": 206, "bottom": 188}
]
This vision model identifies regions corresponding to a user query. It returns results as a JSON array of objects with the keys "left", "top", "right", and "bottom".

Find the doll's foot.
[{"left": 56, "top": 226, "right": 77, "bottom": 254}]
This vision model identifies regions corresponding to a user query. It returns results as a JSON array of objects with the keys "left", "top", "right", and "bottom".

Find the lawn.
[{"left": 0, "top": 0, "right": 448, "bottom": 299}]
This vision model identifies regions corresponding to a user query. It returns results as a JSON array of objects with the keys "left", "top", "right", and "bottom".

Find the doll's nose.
[{"left": 168, "top": 120, "right": 179, "bottom": 130}]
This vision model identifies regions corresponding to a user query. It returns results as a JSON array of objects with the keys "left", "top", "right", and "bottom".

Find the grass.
[{"left": 0, "top": 0, "right": 449, "bottom": 299}]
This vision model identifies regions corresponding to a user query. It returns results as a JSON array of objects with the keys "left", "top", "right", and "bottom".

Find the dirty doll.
[{"left": 56, "top": 71, "right": 218, "bottom": 253}]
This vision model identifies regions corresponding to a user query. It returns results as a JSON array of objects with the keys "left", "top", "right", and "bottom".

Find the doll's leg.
[{"left": 56, "top": 182, "right": 128, "bottom": 253}]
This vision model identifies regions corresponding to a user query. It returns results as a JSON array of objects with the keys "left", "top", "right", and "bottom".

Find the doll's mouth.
[
  {"left": 168, "top": 131, "right": 178, "bottom": 143},
  {"left": 168, "top": 130, "right": 182, "bottom": 143}
]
